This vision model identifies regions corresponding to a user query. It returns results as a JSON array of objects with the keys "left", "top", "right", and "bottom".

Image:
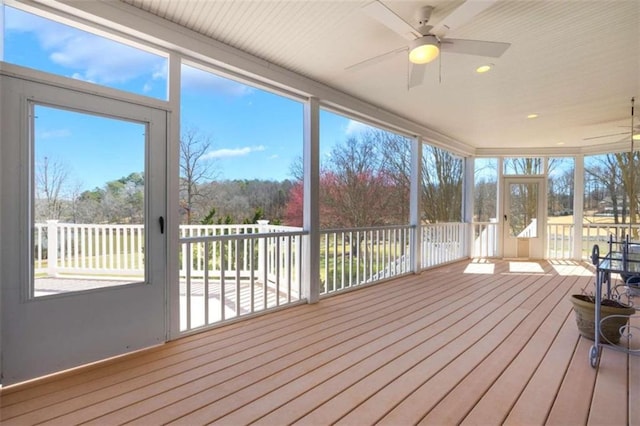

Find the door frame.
[
  {"left": 501, "top": 176, "right": 547, "bottom": 259},
  {"left": 0, "top": 71, "right": 170, "bottom": 385}
]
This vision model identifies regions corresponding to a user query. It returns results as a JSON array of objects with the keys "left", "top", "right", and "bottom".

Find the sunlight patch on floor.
[
  {"left": 549, "top": 261, "right": 595, "bottom": 276},
  {"left": 464, "top": 263, "right": 495, "bottom": 274},
  {"left": 508, "top": 261, "right": 545, "bottom": 274}
]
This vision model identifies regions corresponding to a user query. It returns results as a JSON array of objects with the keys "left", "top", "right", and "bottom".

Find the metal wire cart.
[{"left": 589, "top": 235, "right": 640, "bottom": 367}]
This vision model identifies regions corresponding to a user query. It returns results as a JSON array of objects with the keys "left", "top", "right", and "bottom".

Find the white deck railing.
[
  {"left": 34, "top": 219, "right": 640, "bottom": 332},
  {"left": 179, "top": 228, "right": 306, "bottom": 332},
  {"left": 472, "top": 221, "right": 499, "bottom": 258},
  {"left": 34, "top": 221, "right": 145, "bottom": 276},
  {"left": 546, "top": 223, "right": 573, "bottom": 260},
  {"left": 421, "top": 222, "right": 467, "bottom": 268},
  {"left": 470, "top": 221, "right": 640, "bottom": 260},
  {"left": 319, "top": 225, "right": 412, "bottom": 295}
]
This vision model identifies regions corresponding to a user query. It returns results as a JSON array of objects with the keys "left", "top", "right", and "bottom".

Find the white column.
[
  {"left": 573, "top": 155, "right": 585, "bottom": 260},
  {"left": 410, "top": 137, "right": 422, "bottom": 273},
  {"left": 167, "top": 52, "right": 181, "bottom": 339},
  {"left": 497, "top": 157, "right": 504, "bottom": 257},
  {"left": 463, "top": 156, "right": 475, "bottom": 258},
  {"left": 303, "top": 97, "right": 320, "bottom": 303}
]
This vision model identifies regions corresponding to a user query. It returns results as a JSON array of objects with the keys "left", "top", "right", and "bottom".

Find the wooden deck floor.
[{"left": 1, "top": 259, "right": 638, "bottom": 425}]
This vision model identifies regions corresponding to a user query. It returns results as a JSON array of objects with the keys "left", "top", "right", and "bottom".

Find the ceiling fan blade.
[
  {"left": 440, "top": 39, "right": 510, "bottom": 57},
  {"left": 431, "top": 0, "right": 499, "bottom": 38},
  {"left": 583, "top": 131, "right": 631, "bottom": 141},
  {"left": 345, "top": 46, "right": 407, "bottom": 72},
  {"left": 363, "top": 1, "right": 421, "bottom": 41},
  {"left": 408, "top": 63, "right": 426, "bottom": 89}
]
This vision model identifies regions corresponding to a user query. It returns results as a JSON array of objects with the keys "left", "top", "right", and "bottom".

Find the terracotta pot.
[{"left": 570, "top": 294, "right": 635, "bottom": 344}]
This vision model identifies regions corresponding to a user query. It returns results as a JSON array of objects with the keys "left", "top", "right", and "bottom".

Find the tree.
[
  {"left": 614, "top": 150, "right": 640, "bottom": 227},
  {"left": 35, "top": 156, "right": 70, "bottom": 220},
  {"left": 284, "top": 181, "right": 304, "bottom": 227},
  {"left": 421, "top": 145, "right": 463, "bottom": 223},
  {"left": 321, "top": 136, "right": 400, "bottom": 228},
  {"left": 180, "top": 127, "right": 217, "bottom": 224},
  {"left": 586, "top": 155, "right": 624, "bottom": 223}
]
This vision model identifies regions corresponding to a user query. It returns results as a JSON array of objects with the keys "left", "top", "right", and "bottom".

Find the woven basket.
[{"left": 570, "top": 294, "right": 635, "bottom": 344}]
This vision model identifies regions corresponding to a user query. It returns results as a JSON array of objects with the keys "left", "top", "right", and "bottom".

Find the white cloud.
[
  {"left": 50, "top": 37, "right": 165, "bottom": 84},
  {"left": 345, "top": 119, "right": 373, "bottom": 135},
  {"left": 268, "top": 154, "right": 279, "bottom": 160},
  {"left": 204, "top": 145, "right": 266, "bottom": 159},
  {"left": 39, "top": 129, "right": 72, "bottom": 139},
  {"left": 6, "top": 7, "right": 166, "bottom": 85},
  {"left": 182, "top": 64, "right": 254, "bottom": 97}
]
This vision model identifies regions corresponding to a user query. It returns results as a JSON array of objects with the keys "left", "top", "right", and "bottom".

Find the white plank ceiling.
[{"left": 120, "top": 0, "right": 640, "bottom": 153}]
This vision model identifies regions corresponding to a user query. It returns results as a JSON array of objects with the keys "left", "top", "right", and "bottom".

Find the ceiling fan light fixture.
[{"left": 409, "top": 36, "right": 439, "bottom": 64}]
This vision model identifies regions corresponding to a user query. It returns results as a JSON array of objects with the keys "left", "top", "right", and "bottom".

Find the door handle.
[
  {"left": 159, "top": 216, "right": 165, "bottom": 234},
  {"left": 504, "top": 214, "right": 508, "bottom": 222}
]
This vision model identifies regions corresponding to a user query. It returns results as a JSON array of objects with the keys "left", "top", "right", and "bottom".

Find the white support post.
[
  {"left": 166, "top": 52, "right": 181, "bottom": 340},
  {"left": 46, "top": 220, "right": 59, "bottom": 277},
  {"left": 257, "top": 219, "right": 269, "bottom": 280},
  {"left": 463, "top": 156, "right": 475, "bottom": 258},
  {"left": 573, "top": 155, "right": 585, "bottom": 260},
  {"left": 497, "top": 157, "right": 504, "bottom": 257},
  {"left": 303, "top": 97, "right": 320, "bottom": 303},
  {"left": 410, "top": 136, "right": 422, "bottom": 273}
]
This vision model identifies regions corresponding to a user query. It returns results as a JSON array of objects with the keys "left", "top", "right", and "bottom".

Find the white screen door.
[
  {"left": 502, "top": 177, "right": 545, "bottom": 259},
  {"left": 1, "top": 77, "right": 167, "bottom": 385}
]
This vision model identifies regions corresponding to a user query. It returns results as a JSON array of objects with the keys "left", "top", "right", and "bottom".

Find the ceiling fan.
[
  {"left": 349, "top": 0, "right": 511, "bottom": 88},
  {"left": 583, "top": 124, "right": 640, "bottom": 143}
]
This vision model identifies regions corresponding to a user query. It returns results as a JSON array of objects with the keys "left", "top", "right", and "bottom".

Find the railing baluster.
[
  {"left": 250, "top": 237, "right": 255, "bottom": 313},
  {"left": 235, "top": 238, "right": 241, "bottom": 316},
  {"left": 220, "top": 239, "right": 226, "bottom": 321},
  {"left": 262, "top": 236, "right": 268, "bottom": 310},
  {"left": 185, "top": 241, "right": 192, "bottom": 331},
  {"left": 286, "top": 236, "right": 292, "bottom": 303},
  {"left": 204, "top": 241, "right": 210, "bottom": 325}
]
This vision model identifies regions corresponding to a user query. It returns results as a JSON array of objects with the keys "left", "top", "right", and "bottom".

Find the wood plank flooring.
[{"left": 1, "top": 259, "right": 637, "bottom": 425}]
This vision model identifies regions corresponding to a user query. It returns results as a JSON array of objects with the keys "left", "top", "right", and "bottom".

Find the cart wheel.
[{"left": 589, "top": 345, "right": 599, "bottom": 368}]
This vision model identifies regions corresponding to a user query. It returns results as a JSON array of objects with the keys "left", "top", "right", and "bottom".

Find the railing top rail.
[
  {"left": 321, "top": 224, "right": 414, "bottom": 233},
  {"left": 180, "top": 230, "right": 308, "bottom": 244},
  {"left": 35, "top": 222, "right": 144, "bottom": 228},
  {"left": 179, "top": 224, "right": 257, "bottom": 228},
  {"left": 421, "top": 222, "right": 466, "bottom": 226}
]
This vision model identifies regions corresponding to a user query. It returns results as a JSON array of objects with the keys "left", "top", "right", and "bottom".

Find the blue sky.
[{"left": 3, "top": 5, "right": 372, "bottom": 191}]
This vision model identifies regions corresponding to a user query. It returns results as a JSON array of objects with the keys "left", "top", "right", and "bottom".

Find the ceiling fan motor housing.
[{"left": 416, "top": 5, "right": 434, "bottom": 29}]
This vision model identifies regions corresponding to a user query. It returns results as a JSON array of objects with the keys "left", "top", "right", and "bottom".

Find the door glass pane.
[
  {"left": 508, "top": 182, "right": 539, "bottom": 238},
  {"left": 32, "top": 104, "right": 146, "bottom": 297}
]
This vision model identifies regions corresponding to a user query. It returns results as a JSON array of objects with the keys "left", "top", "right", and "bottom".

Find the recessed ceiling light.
[
  {"left": 476, "top": 64, "right": 492, "bottom": 73},
  {"left": 527, "top": 113, "right": 539, "bottom": 119},
  {"left": 557, "top": 142, "right": 565, "bottom": 145},
  {"left": 633, "top": 133, "right": 640, "bottom": 141}
]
